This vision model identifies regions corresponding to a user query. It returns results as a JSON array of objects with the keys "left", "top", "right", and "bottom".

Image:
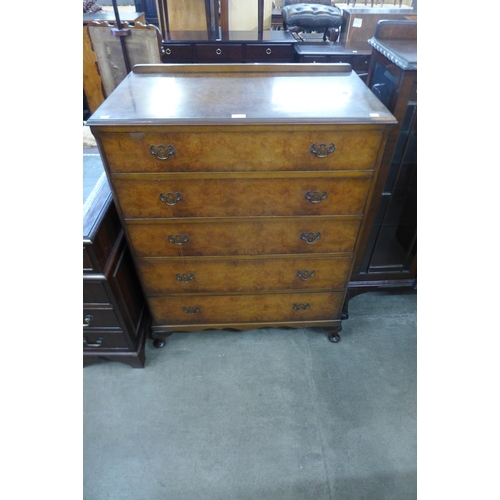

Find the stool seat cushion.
[{"left": 282, "top": 4, "right": 343, "bottom": 31}]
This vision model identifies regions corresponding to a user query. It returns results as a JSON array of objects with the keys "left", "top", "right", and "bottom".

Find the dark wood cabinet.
[
  {"left": 294, "top": 43, "right": 372, "bottom": 82},
  {"left": 162, "top": 30, "right": 295, "bottom": 63},
  {"left": 345, "top": 20, "right": 417, "bottom": 314},
  {"left": 83, "top": 177, "right": 149, "bottom": 368}
]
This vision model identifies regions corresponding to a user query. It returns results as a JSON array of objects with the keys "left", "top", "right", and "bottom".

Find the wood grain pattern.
[
  {"left": 126, "top": 217, "right": 361, "bottom": 258},
  {"left": 99, "top": 127, "right": 383, "bottom": 173},
  {"left": 138, "top": 256, "right": 352, "bottom": 295},
  {"left": 148, "top": 291, "right": 344, "bottom": 325},
  {"left": 113, "top": 174, "right": 373, "bottom": 218}
]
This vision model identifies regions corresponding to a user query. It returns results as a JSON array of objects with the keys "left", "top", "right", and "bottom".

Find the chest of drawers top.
[{"left": 86, "top": 63, "right": 396, "bottom": 127}]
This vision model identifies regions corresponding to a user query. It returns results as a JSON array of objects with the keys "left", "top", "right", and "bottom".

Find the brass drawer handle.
[
  {"left": 150, "top": 144, "right": 175, "bottom": 160},
  {"left": 297, "top": 270, "right": 316, "bottom": 281},
  {"left": 310, "top": 143, "right": 335, "bottom": 158},
  {"left": 168, "top": 234, "right": 189, "bottom": 246},
  {"left": 176, "top": 273, "right": 195, "bottom": 283},
  {"left": 301, "top": 232, "right": 321, "bottom": 244},
  {"left": 305, "top": 190, "right": 328, "bottom": 204},
  {"left": 159, "top": 192, "right": 182, "bottom": 206},
  {"left": 293, "top": 303, "right": 310, "bottom": 310},
  {"left": 183, "top": 306, "right": 200, "bottom": 315},
  {"left": 83, "top": 336, "right": 104, "bottom": 347},
  {"left": 83, "top": 314, "right": 93, "bottom": 327}
]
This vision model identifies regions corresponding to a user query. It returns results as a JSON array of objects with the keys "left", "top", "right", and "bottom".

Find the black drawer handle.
[
  {"left": 293, "top": 303, "right": 310, "bottom": 310},
  {"left": 310, "top": 143, "right": 335, "bottom": 158},
  {"left": 160, "top": 192, "right": 182, "bottom": 206},
  {"left": 83, "top": 314, "right": 93, "bottom": 327},
  {"left": 297, "top": 270, "right": 316, "bottom": 281},
  {"left": 176, "top": 273, "right": 195, "bottom": 283},
  {"left": 150, "top": 144, "right": 175, "bottom": 160},
  {"left": 183, "top": 306, "right": 200, "bottom": 315},
  {"left": 305, "top": 190, "right": 328, "bottom": 204},
  {"left": 301, "top": 232, "right": 321, "bottom": 244},
  {"left": 83, "top": 337, "right": 104, "bottom": 347},
  {"left": 168, "top": 234, "right": 189, "bottom": 246}
]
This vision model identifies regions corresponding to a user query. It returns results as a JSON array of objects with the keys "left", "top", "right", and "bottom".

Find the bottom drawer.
[
  {"left": 83, "top": 331, "right": 129, "bottom": 350},
  {"left": 148, "top": 292, "right": 344, "bottom": 325}
]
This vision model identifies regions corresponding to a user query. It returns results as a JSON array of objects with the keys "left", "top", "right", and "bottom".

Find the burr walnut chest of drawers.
[{"left": 87, "top": 63, "right": 396, "bottom": 345}]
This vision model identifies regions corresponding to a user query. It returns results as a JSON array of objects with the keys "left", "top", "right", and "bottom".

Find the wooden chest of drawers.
[
  {"left": 88, "top": 63, "right": 396, "bottom": 345},
  {"left": 83, "top": 179, "right": 149, "bottom": 367}
]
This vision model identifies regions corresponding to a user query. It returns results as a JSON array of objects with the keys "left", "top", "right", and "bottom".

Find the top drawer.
[{"left": 96, "top": 127, "right": 384, "bottom": 173}]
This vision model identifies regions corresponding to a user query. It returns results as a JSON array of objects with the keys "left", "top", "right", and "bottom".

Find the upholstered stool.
[{"left": 282, "top": 1, "right": 343, "bottom": 41}]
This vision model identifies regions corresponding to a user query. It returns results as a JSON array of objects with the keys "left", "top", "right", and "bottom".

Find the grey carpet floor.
[{"left": 83, "top": 288, "right": 417, "bottom": 500}]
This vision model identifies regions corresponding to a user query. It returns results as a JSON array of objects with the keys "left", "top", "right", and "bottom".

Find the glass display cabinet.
[{"left": 345, "top": 20, "right": 417, "bottom": 316}]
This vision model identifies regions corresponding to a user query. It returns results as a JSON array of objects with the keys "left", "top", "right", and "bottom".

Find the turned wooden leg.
[
  {"left": 152, "top": 332, "right": 173, "bottom": 348},
  {"left": 327, "top": 324, "right": 342, "bottom": 343}
]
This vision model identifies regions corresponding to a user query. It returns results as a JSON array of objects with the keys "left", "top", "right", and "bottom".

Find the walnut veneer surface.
[{"left": 87, "top": 63, "right": 396, "bottom": 343}]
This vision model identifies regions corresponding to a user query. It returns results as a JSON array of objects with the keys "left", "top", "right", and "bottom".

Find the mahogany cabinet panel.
[
  {"left": 138, "top": 256, "right": 352, "bottom": 295},
  {"left": 148, "top": 292, "right": 344, "bottom": 326},
  {"left": 83, "top": 180, "right": 149, "bottom": 367},
  {"left": 113, "top": 174, "right": 373, "bottom": 219},
  {"left": 349, "top": 21, "right": 417, "bottom": 293},
  {"left": 97, "top": 127, "right": 385, "bottom": 173},
  {"left": 126, "top": 218, "right": 361, "bottom": 258}
]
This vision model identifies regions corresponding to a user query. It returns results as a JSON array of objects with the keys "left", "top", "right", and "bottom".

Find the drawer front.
[
  {"left": 162, "top": 43, "right": 193, "bottom": 62},
  {"left": 328, "top": 55, "right": 353, "bottom": 65},
  {"left": 127, "top": 218, "right": 361, "bottom": 257},
  {"left": 83, "top": 331, "right": 129, "bottom": 350},
  {"left": 149, "top": 292, "right": 344, "bottom": 325},
  {"left": 114, "top": 175, "right": 373, "bottom": 219},
  {"left": 83, "top": 307, "right": 121, "bottom": 329},
  {"left": 245, "top": 44, "right": 293, "bottom": 62},
  {"left": 138, "top": 256, "right": 352, "bottom": 295},
  {"left": 300, "top": 55, "right": 328, "bottom": 63},
  {"left": 351, "top": 55, "right": 371, "bottom": 72},
  {"left": 98, "top": 129, "right": 383, "bottom": 173},
  {"left": 83, "top": 281, "right": 110, "bottom": 304},
  {"left": 195, "top": 44, "right": 243, "bottom": 62},
  {"left": 83, "top": 246, "right": 94, "bottom": 272}
]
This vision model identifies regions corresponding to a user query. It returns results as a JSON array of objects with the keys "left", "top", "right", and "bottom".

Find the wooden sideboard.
[
  {"left": 161, "top": 30, "right": 295, "bottom": 63},
  {"left": 88, "top": 64, "right": 396, "bottom": 345}
]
